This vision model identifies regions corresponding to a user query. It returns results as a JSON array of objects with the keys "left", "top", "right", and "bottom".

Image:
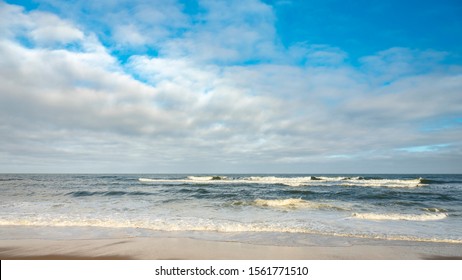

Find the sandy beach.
[{"left": 1, "top": 235, "right": 462, "bottom": 260}]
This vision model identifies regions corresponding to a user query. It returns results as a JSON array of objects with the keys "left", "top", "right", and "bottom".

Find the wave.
[
  {"left": 139, "top": 177, "right": 228, "bottom": 185},
  {"left": 139, "top": 178, "right": 163, "bottom": 183},
  {"left": 139, "top": 176, "right": 428, "bottom": 188},
  {"left": 422, "top": 208, "right": 446, "bottom": 213},
  {"left": 351, "top": 212, "right": 448, "bottom": 221},
  {"left": 254, "top": 198, "right": 312, "bottom": 208},
  {"left": 244, "top": 176, "right": 323, "bottom": 186},
  {"left": 187, "top": 176, "right": 228, "bottom": 181},
  {"left": 418, "top": 178, "right": 439, "bottom": 184},
  {"left": 230, "top": 198, "right": 348, "bottom": 211},
  {"left": 1, "top": 216, "right": 460, "bottom": 244},
  {"left": 68, "top": 190, "right": 154, "bottom": 197},
  {"left": 0, "top": 178, "right": 23, "bottom": 182},
  {"left": 340, "top": 178, "right": 425, "bottom": 188}
]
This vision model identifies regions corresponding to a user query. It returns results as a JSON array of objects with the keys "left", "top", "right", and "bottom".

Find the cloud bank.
[{"left": 1, "top": 0, "right": 461, "bottom": 173}]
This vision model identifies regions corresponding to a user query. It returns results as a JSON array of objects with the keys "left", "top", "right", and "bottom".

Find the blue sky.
[
  {"left": 270, "top": 0, "right": 462, "bottom": 63},
  {"left": 1, "top": 0, "right": 461, "bottom": 173}
]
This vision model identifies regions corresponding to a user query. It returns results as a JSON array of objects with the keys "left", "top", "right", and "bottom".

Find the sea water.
[{"left": 1, "top": 174, "right": 461, "bottom": 245}]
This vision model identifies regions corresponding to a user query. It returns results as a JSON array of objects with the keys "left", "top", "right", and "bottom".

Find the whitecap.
[{"left": 351, "top": 212, "right": 448, "bottom": 221}]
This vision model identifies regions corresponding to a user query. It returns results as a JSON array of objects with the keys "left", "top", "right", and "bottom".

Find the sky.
[{"left": 0, "top": 0, "right": 461, "bottom": 173}]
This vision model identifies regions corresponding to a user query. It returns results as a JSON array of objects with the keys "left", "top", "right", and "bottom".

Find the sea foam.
[
  {"left": 1, "top": 215, "right": 460, "bottom": 244},
  {"left": 352, "top": 212, "right": 448, "bottom": 221}
]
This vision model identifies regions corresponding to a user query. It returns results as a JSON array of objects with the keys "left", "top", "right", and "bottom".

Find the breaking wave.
[
  {"left": 251, "top": 198, "right": 348, "bottom": 211},
  {"left": 352, "top": 212, "right": 448, "bottom": 221},
  {"left": 139, "top": 176, "right": 428, "bottom": 188}
]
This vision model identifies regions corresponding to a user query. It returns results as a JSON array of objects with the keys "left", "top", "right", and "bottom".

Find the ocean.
[{"left": 1, "top": 174, "right": 462, "bottom": 245}]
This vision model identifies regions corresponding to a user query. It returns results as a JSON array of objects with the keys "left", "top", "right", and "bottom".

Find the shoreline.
[{"left": 1, "top": 235, "right": 462, "bottom": 260}]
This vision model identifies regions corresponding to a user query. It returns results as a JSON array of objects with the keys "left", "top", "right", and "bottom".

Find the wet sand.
[{"left": 1, "top": 236, "right": 462, "bottom": 260}]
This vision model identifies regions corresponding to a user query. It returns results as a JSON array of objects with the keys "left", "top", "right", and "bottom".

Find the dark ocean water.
[{"left": 1, "top": 174, "right": 461, "bottom": 244}]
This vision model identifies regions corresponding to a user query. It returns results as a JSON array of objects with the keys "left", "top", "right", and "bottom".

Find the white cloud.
[
  {"left": 36, "top": 0, "right": 189, "bottom": 50},
  {"left": 158, "top": 0, "right": 279, "bottom": 63},
  {"left": 112, "top": 24, "right": 147, "bottom": 46},
  {"left": 0, "top": 2, "right": 32, "bottom": 37},
  {"left": 359, "top": 47, "right": 449, "bottom": 83},
  {"left": 0, "top": 3, "right": 84, "bottom": 47},
  {"left": 28, "top": 11, "right": 84, "bottom": 45},
  {"left": 289, "top": 43, "right": 348, "bottom": 65}
]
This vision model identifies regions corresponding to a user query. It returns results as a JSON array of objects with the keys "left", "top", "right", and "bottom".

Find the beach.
[{"left": 1, "top": 228, "right": 462, "bottom": 260}]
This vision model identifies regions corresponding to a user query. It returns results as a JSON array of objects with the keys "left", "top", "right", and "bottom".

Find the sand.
[{"left": 1, "top": 236, "right": 462, "bottom": 260}]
